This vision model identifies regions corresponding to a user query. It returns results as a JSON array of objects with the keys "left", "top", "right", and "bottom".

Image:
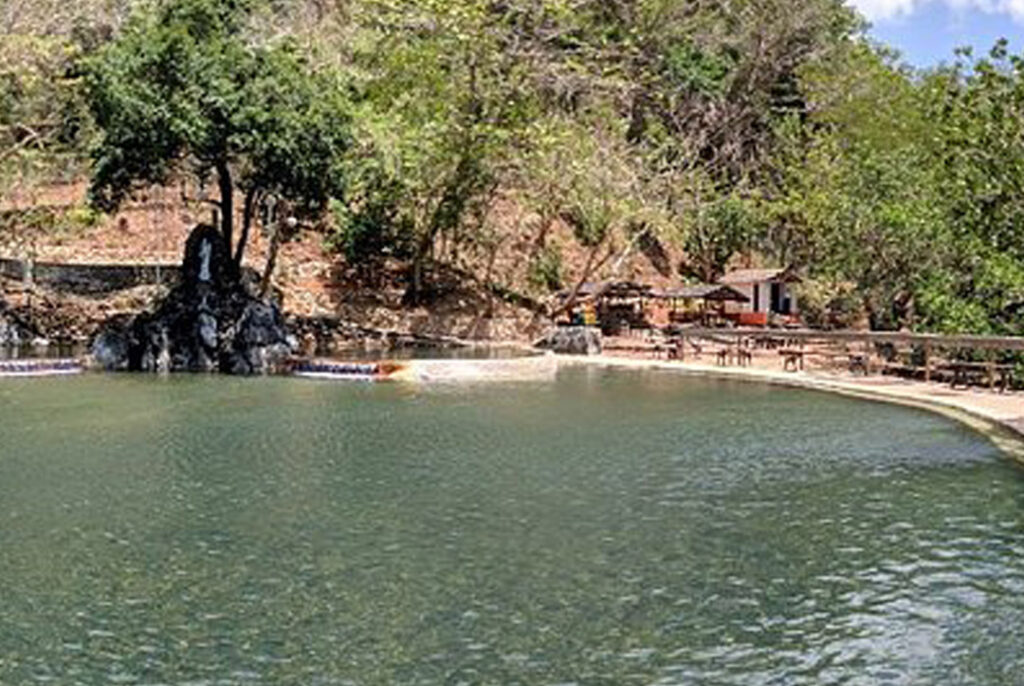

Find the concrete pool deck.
[{"left": 564, "top": 354, "right": 1024, "bottom": 466}]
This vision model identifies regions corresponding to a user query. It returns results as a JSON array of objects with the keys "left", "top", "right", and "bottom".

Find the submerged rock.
[
  {"left": 91, "top": 225, "right": 294, "bottom": 374},
  {"left": 535, "top": 326, "right": 602, "bottom": 355},
  {"left": 91, "top": 326, "right": 130, "bottom": 370}
]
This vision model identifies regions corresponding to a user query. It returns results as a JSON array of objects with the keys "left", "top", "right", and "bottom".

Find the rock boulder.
[
  {"left": 535, "top": 326, "right": 602, "bottom": 355},
  {"left": 91, "top": 225, "right": 294, "bottom": 374},
  {"left": 0, "top": 301, "right": 32, "bottom": 347}
]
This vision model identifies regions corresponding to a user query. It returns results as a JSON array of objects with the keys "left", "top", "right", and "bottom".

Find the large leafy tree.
[
  {"left": 918, "top": 42, "right": 1024, "bottom": 334},
  {"left": 84, "top": 0, "right": 351, "bottom": 271},
  {"left": 768, "top": 45, "right": 948, "bottom": 330}
]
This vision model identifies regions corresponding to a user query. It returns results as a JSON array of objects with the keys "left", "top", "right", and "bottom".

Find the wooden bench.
[
  {"left": 667, "top": 338, "right": 703, "bottom": 361},
  {"left": 715, "top": 347, "right": 752, "bottom": 367},
  {"left": 779, "top": 349, "right": 805, "bottom": 372},
  {"left": 818, "top": 351, "right": 871, "bottom": 376}
]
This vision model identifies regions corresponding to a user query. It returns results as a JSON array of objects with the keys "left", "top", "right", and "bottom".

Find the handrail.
[{"left": 677, "top": 328, "right": 1024, "bottom": 352}]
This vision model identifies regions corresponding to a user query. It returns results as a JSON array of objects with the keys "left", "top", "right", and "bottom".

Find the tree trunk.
[
  {"left": 216, "top": 161, "right": 234, "bottom": 258},
  {"left": 235, "top": 187, "right": 258, "bottom": 268},
  {"left": 408, "top": 228, "right": 438, "bottom": 305},
  {"left": 259, "top": 223, "right": 281, "bottom": 298},
  {"left": 550, "top": 228, "right": 648, "bottom": 320},
  {"left": 549, "top": 242, "right": 612, "bottom": 320}
]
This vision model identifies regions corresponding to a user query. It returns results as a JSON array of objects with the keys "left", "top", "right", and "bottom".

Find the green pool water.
[{"left": 1, "top": 368, "right": 1022, "bottom": 685}]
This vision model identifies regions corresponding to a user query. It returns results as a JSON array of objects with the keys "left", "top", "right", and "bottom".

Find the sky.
[{"left": 848, "top": 0, "right": 1024, "bottom": 66}]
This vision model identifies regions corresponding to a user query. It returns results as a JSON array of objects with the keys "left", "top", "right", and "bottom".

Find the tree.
[
  {"left": 83, "top": 0, "right": 351, "bottom": 273},
  {"left": 328, "top": 0, "right": 538, "bottom": 302},
  {"left": 678, "top": 184, "right": 762, "bottom": 283},
  {"left": 768, "top": 45, "right": 950, "bottom": 330},
  {"left": 917, "top": 42, "right": 1024, "bottom": 335},
  {"left": 0, "top": 26, "right": 99, "bottom": 257}
]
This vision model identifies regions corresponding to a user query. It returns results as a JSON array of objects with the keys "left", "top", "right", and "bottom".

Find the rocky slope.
[{"left": 2, "top": 182, "right": 683, "bottom": 348}]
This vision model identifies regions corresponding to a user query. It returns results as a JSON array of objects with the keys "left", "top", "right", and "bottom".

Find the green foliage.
[
  {"left": 769, "top": 46, "right": 949, "bottom": 329},
  {"left": 664, "top": 42, "right": 733, "bottom": 95},
  {"left": 791, "top": 280, "right": 863, "bottom": 330},
  {"left": 527, "top": 243, "right": 564, "bottom": 293},
  {"left": 0, "top": 33, "right": 94, "bottom": 206},
  {"left": 328, "top": 0, "right": 539, "bottom": 297},
  {"left": 765, "top": 40, "right": 1024, "bottom": 334},
  {"left": 83, "top": 0, "right": 350, "bottom": 257},
  {"left": 328, "top": 184, "right": 414, "bottom": 275},
  {"left": 64, "top": 204, "right": 104, "bottom": 230},
  {"left": 5, "top": 0, "right": 1024, "bottom": 336},
  {"left": 679, "top": 186, "right": 762, "bottom": 283}
]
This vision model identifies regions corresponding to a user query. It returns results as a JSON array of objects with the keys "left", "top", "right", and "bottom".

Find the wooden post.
[{"left": 924, "top": 341, "right": 932, "bottom": 383}]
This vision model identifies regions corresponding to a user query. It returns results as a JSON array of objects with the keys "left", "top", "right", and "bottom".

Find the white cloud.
[
  {"left": 849, "top": 0, "right": 919, "bottom": 21},
  {"left": 848, "top": 0, "right": 1024, "bottom": 22}
]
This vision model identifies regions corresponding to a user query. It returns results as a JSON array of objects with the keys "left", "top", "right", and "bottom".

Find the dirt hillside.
[{"left": 1, "top": 182, "right": 685, "bottom": 344}]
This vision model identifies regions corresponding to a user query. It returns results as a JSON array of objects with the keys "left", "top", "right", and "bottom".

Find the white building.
[{"left": 718, "top": 268, "right": 800, "bottom": 324}]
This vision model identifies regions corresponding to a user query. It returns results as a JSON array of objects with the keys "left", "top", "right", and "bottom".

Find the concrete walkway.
[{"left": 564, "top": 355, "right": 1024, "bottom": 466}]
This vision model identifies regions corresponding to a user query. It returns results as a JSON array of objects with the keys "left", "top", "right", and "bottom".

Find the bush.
[
  {"left": 527, "top": 244, "right": 563, "bottom": 293},
  {"left": 793, "top": 279, "right": 863, "bottom": 330},
  {"left": 328, "top": 197, "right": 413, "bottom": 281}
]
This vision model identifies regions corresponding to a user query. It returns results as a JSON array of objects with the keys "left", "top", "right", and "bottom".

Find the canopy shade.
[
  {"left": 558, "top": 281, "right": 653, "bottom": 301},
  {"left": 651, "top": 284, "right": 750, "bottom": 303}
]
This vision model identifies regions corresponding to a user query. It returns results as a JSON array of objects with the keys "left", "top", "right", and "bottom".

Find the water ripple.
[{"left": 0, "top": 371, "right": 1022, "bottom": 684}]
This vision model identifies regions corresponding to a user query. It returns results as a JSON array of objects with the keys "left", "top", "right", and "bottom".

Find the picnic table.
[
  {"left": 753, "top": 335, "right": 786, "bottom": 350},
  {"left": 604, "top": 340, "right": 674, "bottom": 358},
  {"left": 946, "top": 361, "right": 1014, "bottom": 393}
]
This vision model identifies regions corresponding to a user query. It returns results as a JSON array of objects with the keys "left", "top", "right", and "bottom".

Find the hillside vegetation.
[{"left": 2, "top": 0, "right": 1024, "bottom": 336}]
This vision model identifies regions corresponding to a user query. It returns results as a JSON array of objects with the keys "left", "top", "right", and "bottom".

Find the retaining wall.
[{"left": 0, "top": 258, "right": 181, "bottom": 295}]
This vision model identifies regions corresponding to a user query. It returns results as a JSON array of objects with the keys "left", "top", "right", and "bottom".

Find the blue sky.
[{"left": 849, "top": 0, "right": 1024, "bottom": 67}]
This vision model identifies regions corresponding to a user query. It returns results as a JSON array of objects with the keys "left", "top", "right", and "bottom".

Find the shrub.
[{"left": 527, "top": 243, "right": 563, "bottom": 293}]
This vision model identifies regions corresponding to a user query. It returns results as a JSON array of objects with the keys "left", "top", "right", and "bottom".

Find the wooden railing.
[
  {"left": 672, "top": 328, "right": 1024, "bottom": 387},
  {"left": 677, "top": 328, "right": 1024, "bottom": 351}
]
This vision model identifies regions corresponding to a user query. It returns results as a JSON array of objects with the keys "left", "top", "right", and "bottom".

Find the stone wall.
[{"left": 0, "top": 258, "right": 181, "bottom": 295}]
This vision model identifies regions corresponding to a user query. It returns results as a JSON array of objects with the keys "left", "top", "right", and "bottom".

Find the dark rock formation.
[
  {"left": 0, "top": 300, "right": 32, "bottom": 347},
  {"left": 91, "top": 225, "right": 295, "bottom": 374},
  {"left": 535, "top": 326, "right": 602, "bottom": 355}
]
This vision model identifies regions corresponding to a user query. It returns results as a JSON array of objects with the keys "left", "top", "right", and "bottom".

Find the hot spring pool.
[{"left": 0, "top": 367, "right": 1022, "bottom": 684}]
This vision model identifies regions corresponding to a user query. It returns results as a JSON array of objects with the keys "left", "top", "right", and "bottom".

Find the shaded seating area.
[
  {"left": 560, "top": 281, "right": 753, "bottom": 337},
  {"left": 650, "top": 284, "right": 750, "bottom": 327},
  {"left": 558, "top": 281, "right": 655, "bottom": 336}
]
